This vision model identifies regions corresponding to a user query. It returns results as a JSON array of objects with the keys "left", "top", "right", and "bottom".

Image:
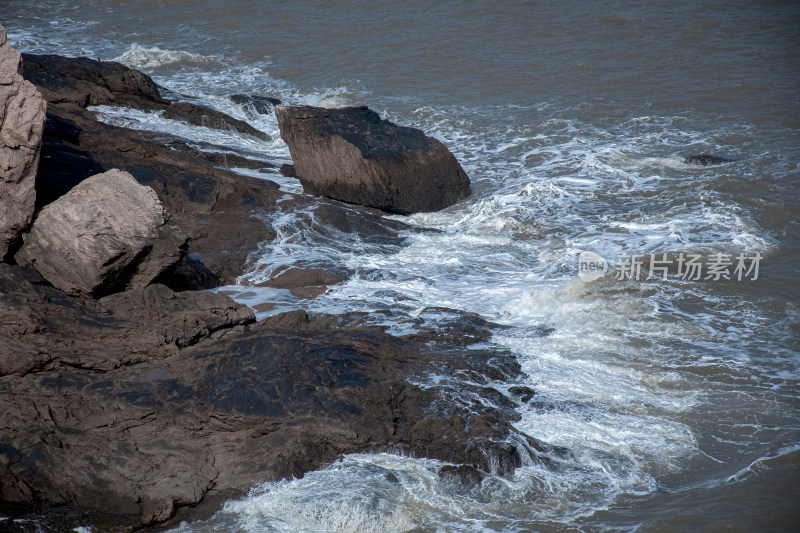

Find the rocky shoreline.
[{"left": 0, "top": 25, "right": 550, "bottom": 532}]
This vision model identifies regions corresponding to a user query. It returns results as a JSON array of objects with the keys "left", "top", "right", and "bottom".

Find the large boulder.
[
  {"left": 275, "top": 105, "right": 470, "bottom": 214},
  {"left": 16, "top": 168, "right": 187, "bottom": 296},
  {"left": 0, "top": 24, "right": 46, "bottom": 261}
]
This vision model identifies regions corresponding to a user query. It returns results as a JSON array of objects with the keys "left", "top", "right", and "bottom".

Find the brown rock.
[
  {"left": 0, "top": 265, "right": 542, "bottom": 531},
  {"left": 16, "top": 169, "right": 187, "bottom": 296},
  {"left": 275, "top": 105, "right": 470, "bottom": 214},
  {"left": 99, "top": 283, "right": 256, "bottom": 349},
  {"left": 508, "top": 385, "right": 536, "bottom": 404},
  {"left": 166, "top": 139, "right": 275, "bottom": 170},
  {"left": 19, "top": 54, "right": 417, "bottom": 289},
  {"left": 0, "top": 53, "right": 550, "bottom": 531},
  {"left": 248, "top": 266, "right": 351, "bottom": 298},
  {"left": 20, "top": 53, "right": 167, "bottom": 110},
  {"left": 0, "top": 24, "right": 46, "bottom": 261},
  {"left": 0, "top": 263, "right": 254, "bottom": 377},
  {"left": 279, "top": 163, "right": 296, "bottom": 177}
]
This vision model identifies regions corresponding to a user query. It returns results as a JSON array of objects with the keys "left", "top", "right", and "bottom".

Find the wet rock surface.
[
  {"left": 279, "top": 162, "right": 296, "bottom": 177},
  {"left": 21, "top": 53, "right": 269, "bottom": 141},
  {"left": 508, "top": 385, "right": 536, "bottom": 404},
  {"left": 166, "top": 139, "right": 276, "bottom": 171},
  {"left": 229, "top": 93, "right": 282, "bottom": 115},
  {"left": 438, "top": 464, "right": 487, "bottom": 490},
  {"left": 20, "top": 53, "right": 167, "bottom": 110},
  {"left": 161, "top": 102, "right": 269, "bottom": 140},
  {"left": 0, "top": 24, "right": 46, "bottom": 261},
  {"left": 0, "top": 264, "right": 543, "bottom": 531},
  {"left": 251, "top": 266, "right": 352, "bottom": 298},
  {"left": 400, "top": 306, "right": 508, "bottom": 347},
  {"left": 20, "top": 53, "right": 417, "bottom": 286},
  {"left": 276, "top": 104, "right": 471, "bottom": 213}
]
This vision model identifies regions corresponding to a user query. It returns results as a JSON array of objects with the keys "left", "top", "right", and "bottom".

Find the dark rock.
[
  {"left": 167, "top": 139, "right": 275, "bottom": 170},
  {"left": 1, "top": 53, "right": 549, "bottom": 532},
  {"left": 0, "top": 264, "right": 539, "bottom": 530},
  {"left": 21, "top": 54, "right": 419, "bottom": 287},
  {"left": 99, "top": 283, "right": 255, "bottom": 349},
  {"left": 19, "top": 53, "right": 282, "bottom": 287},
  {"left": 21, "top": 53, "right": 269, "bottom": 141},
  {"left": 0, "top": 25, "right": 46, "bottom": 261},
  {"left": 33, "top": 111, "right": 104, "bottom": 208},
  {"left": 16, "top": 169, "right": 187, "bottom": 297},
  {"left": 311, "top": 201, "right": 411, "bottom": 245},
  {"left": 191, "top": 210, "right": 276, "bottom": 285},
  {"left": 400, "top": 306, "right": 505, "bottom": 347},
  {"left": 162, "top": 102, "right": 269, "bottom": 141},
  {"left": 246, "top": 266, "right": 351, "bottom": 299},
  {"left": 406, "top": 414, "right": 528, "bottom": 477},
  {"left": 230, "top": 93, "right": 282, "bottom": 115},
  {"left": 153, "top": 254, "right": 221, "bottom": 291},
  {"left": 20, "top": 53, "right": 167, "bottom": 110},
  {"left": 256, "top": 310, "right": 384, "bottom": 332},
  {"left": 683, "top": 154, "right": 732, "bottom": 166},
  {"left": 508, "top": 385, "right": 536, "bottom": 404},
  {"left": 438, "top": 464, "right": 486, "bottom": 489},
  {"left": 258, "top": 309, "right": 311, "bottom": 330},
  {"left": 275, "top": 105, "right": 471, "bottom": 213},
  {"left": 0, "top": 263, "right": 254, "bottom": 376},
  {"left": 280, "top": 163, "right": 297, "bottom": 177}
]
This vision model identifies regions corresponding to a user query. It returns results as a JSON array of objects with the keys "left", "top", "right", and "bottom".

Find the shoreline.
[{"left": 0, "top": 42, "right": 541, "bottom": 532}]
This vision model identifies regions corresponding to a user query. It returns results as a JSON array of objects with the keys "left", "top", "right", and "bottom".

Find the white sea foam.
[
  {"left": 113, "top": 44, "right": 224, "bottom": 69},
  {"left": 169, "top": 452, "right": 654, "bottom": 532}
]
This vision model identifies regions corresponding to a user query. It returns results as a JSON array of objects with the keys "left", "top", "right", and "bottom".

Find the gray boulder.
[
  {"left": 0, "top": 23, "right": 46, "bottom": 261},
  {"left": 17, "top": 168, "right": 187, "bottom": 296},
  {"left": 275, "top": 105, "right": 470, "bottom": 213}
]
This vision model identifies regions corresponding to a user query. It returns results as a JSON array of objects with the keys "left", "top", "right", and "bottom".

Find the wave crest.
[{"left": 113, "top": 44, "right": 222, "bottom": 69}]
